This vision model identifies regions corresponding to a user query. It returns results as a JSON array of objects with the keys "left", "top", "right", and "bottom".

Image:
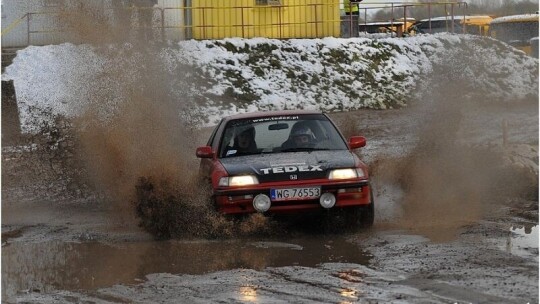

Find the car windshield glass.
[{"left": 218, "top": 114, "right": 348, "bottom": 158}]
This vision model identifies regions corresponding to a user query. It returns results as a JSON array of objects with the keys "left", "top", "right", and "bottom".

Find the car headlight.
[
  {"left": 219, "top": 175, "right": 259, "bottom": 187},
  {"left": 328, "top": 168, "right": 365, "bottom": 179}
]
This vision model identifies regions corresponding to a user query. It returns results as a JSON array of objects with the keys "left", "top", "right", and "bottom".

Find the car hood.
[{"left": 219, "top": 150, "right": 356, "bottom": 183}]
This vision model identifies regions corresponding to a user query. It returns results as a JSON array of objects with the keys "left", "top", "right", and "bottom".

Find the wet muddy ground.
[{"left": 2, "top": 101, "right": 538, "bottom": 303}]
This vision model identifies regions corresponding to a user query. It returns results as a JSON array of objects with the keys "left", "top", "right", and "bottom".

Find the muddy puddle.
[{"left": 1, "top": 235, "right": 370, "bottom": 299}]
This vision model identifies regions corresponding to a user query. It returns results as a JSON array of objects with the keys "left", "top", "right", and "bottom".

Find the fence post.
[
  {"left": 202, "top": 7, "right": 206, "bottom": 39},
  {"left": 27, "top": 13, "right": 31, "bottom": 45},
  {"left": 402, "top": 5, "right": 406, "bottom": 37},
  {"left": 348, "top": 3, "right": 353, "bottom": 37},
  {"left": 450, "top": 3, "right": 454, "bottom": 33},
  {"left": 160, "top": 8, "right": 165, "bottom": 41},
  {"left": 444, "top": 4, "right": 448, "bottom": 32},
  {"left": 314, "top": 4, "right": 318, "bottom": 38},
  {"left": 241, "top": 6, "right": 245, "bottom": 38},
  {"left": 462, "top": 1, "right": 468, "bottom": 34},
  {"left": 183, "top": 0, "right": 189, "bottom": 39},
  {"left": 428, "top": 3, "right": 431, "bottom": 33},
  {"left": 502, "top": 119, "right": 508, "bottom": 147},
  {"left": 364, "top": 8, "right": 367, "bottom": 33},
  {"left": 281, "top": 5, "right": 285, "bottom": 38},
  {"left": 390, "top": 3, "right": 394, "bottom": 37}
]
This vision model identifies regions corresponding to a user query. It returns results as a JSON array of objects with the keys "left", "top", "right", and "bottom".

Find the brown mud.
[{"left": 2, "top": 98, "right": 538, "bottom": 302}]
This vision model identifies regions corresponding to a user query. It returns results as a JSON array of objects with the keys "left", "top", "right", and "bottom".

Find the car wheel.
[
  {"left": 346, "top": 188, "right": 375, "bottom": 228},
  {"left": 359, "top": 189, "right": 375, "bottom": 228}
]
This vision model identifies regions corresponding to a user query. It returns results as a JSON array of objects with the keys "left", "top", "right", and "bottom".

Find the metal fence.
[
  {"left": 357, "top": 1, "right": 469, "bottom": 36},
  {"left": 1, "top": 1, "right": 470, "bottom": 47}
]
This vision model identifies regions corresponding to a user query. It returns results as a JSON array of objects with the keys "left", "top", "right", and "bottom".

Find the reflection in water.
[
  {"left": 2, "top": 236, "right": 370, "bottom": 300},
  {"left": 504, "top": 225, "right": 539, "bottom": 261},
  {"left": 339, "top": 287, "right": 358, "bottom": 299},
  {"left": 239, "top": 286, "right": 258, "bottom": 303},
  {"left": 408, "top": 225, "right": 461, "bottom": 243}
]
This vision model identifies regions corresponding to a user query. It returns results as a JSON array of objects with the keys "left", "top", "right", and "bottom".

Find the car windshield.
[{"left": 218, "top": 114, "right": 348, "bottom": 158}]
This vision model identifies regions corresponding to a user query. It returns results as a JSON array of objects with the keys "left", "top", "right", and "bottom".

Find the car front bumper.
[{"left": 213, "top": 179, "right": 371, "bottom": 215}]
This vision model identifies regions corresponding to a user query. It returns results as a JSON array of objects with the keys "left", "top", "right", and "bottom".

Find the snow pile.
[
  {"left": 2, "top": 34, "right": 538, "bottom": 131},
  {"left": 406, "top": 34, "right": 539, "bottom": 101},
  {"left": 173, "top": 37, "right": 430, "bottom": 112}
]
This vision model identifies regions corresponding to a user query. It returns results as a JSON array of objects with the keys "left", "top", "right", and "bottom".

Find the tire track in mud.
[{"left": 265, "top": 268, "right": 348, "bottom": 299}]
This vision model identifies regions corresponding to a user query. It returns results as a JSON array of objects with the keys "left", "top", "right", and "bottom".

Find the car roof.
[{"left": 223, "top": 110, "right": 323, "bottom": 122}]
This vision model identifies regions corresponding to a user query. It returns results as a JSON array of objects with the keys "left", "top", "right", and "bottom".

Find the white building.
[{"left": 1, "top": 0, "right": 187, "bottom": 48}]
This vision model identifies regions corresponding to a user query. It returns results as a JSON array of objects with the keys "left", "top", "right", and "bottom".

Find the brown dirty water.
[{"left": 1, "top": 236, "right": 370, "bottom": 298}]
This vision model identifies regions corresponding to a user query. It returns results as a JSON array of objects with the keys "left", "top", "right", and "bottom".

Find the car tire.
[
  {"left": 346, "top": 187, "right": 375, "bottom": 228},
  {"left": 359, "top": 189, "right": 375, "bottom": 228}
]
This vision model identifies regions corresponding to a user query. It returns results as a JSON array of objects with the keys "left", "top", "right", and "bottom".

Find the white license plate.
[{"left": 270, "top": 187, "right": 321, "bottom": 201}]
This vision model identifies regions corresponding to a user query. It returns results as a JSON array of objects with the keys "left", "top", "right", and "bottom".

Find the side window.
[
  {"left": 207, "top": 119, "right": 223, "bottom": 147},
  {"left": 219, "top": 127, "right": 236, "bottom": 157},
  {"left": 255, "top": 0, "right": 281, "bottom": 5}
]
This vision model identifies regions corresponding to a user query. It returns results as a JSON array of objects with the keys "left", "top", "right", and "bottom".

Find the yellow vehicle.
[
  {"left": 358, "top": 18, "right": 416, "bottom": 37},
  {"left": 411, "top": 15, "right": 493, "bottom": 36},
  {"left": 489, "top": 14, "right": 539, "bottom": 57}
]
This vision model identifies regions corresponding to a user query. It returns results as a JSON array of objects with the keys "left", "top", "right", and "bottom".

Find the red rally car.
[{"left": 196, "top": 110, "right": 374, "bottom": 227}]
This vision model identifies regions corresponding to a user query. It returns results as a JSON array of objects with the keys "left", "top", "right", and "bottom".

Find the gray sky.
[{"left": 351, "top": 0, "right": 539, "bottom": 13}]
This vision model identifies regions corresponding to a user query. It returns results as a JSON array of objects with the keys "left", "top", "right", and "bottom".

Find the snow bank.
[{"left": 2, "top": 34, "right": 538, "bottom": 132}]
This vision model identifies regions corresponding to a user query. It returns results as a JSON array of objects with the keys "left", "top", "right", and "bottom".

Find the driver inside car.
[
  {"left": 281, "top": 124, "right": 317, "bottom": 150},
  {"left": 225, "top": 126, "right": 258, "bottom": 156}
]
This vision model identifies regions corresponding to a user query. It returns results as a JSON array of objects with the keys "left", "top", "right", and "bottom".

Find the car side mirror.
[
  {"left": 349, "top": 136, "right": 366, "bottom": 149},
  {"left": 196, "top": 146, "right": 214, "bottom": 158}
]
